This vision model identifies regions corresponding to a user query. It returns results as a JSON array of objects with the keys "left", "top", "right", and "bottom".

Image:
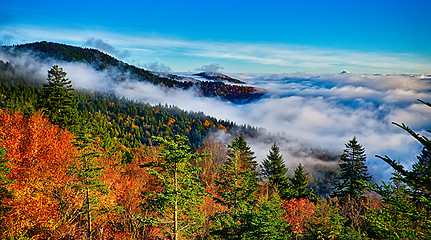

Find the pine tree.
[
  {"left": 261, "top": 143, "right": 291, "bottom": 199},
  {"left": 0, "top": 147, "right": 12, "bottom": 228},
  {"left": 211, "top": 135, "right": 259, "bottom": 239},
  {"left": 39, "top": 65, "right": 78, "bottom": 128},
  {"left": 332, "top": 137, "right": 372, "bottom": 199},
  {"left": 68, "top": 125, "right": 108, "bottom": 240},
  {"left": 290, "top": 163, "right": 316, "bottom": 201},
  {"left": 141, "top": 135, "right": 206, "bottom": 240}
]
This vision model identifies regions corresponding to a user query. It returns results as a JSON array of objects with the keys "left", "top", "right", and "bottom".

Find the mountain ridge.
[{"left": 4, "top": 41, "right": 265, "bottom": 104}]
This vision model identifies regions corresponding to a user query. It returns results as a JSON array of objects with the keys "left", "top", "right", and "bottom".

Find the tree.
[
  {"left": 141, "top": 135, "right": 206, "bottom": 240},
  {"left": 241, "top": 192, "right": 291, "bottom": 240},
  {"left": 290, "top": 163, "right": 316, "bottom": 201},
  {"left": 68, "top": 125, "right": 108, "bottom": 240},
  {"left": 211, "top": 135, "right": 259, "bottom": 239},
  {"left": 369, "top": 99, "right": 431, "bottom": 237},
  {"left": 332, "top": 137, "right": 372, "bottom": 199},
  {"left": 261, "top": 143, "right": 291, "bottom": 199},
  {"left": 39, "top": 65, "right": 78, "bottom": 128}
]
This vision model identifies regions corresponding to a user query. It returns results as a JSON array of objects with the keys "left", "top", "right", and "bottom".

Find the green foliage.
[
  {"left": 68, "top": 125, "right": 108, "bottom": 240},
  {"left": 241, "top": 192, "right": 291, "bottom": 240},
  {"left": 366, "top": 178, "right": 431, "bottom": 239},
  {"left": 211, "top": 136, "right": 259, "bottom": 239},
  {"left": 0, "top": 147, "right": 13, "bottom": 228},
  {"left": 260, "top": 143, "right": 291, "bottom": 199},
  {"left": 369, "top": 99, "right": 431, "bottom": 239},
  {"left": 332, "top": 137, "right": 372, "bottom": 199},
  {"left": 39, "top": 65, "right": 79, "bottom": 128},
  {"left": 141, "top": 135, "right": 206, "bottom": 240},
  {"left": 290, "top": 163, "right": 316, "bottom": 201}
]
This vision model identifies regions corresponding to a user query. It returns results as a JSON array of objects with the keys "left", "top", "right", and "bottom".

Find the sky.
[{"left": 1, "top": 0, "right": 431, "bottom": 73}]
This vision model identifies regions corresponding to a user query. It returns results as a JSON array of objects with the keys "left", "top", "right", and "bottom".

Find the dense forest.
[{"left": 0, "top": 43, "right": 430, "bottom": 239}]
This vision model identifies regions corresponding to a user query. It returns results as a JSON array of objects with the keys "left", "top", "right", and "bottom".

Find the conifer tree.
[
  {"left": 241, "top": 192, "right": 291, "bottom": 240},
  {"left": 68, "top": 125, "right": 108, "bottom": 240},
  {"left": 290, "top": 163, "right": 316, "bottom": 201},
  {"left": 211, "top": 135, "right": 259, "bottom": 239},
  {"left": 332, "top": 137, "right": 371, "bottom": 199},
  {"left": 371, "top": 100, "right": 431, "bottom": 237},
  {"left": 39, "top": 65, "right": 78, "bottom": 128},
  {"left": 261, "top": 143, "right": 291, "bottom": 199},
  {"left": 0, "top": 147, "right": 12, "bottom": 228},
  {"left": 141, "top": 135, "right": 206, "bottom": 240}
]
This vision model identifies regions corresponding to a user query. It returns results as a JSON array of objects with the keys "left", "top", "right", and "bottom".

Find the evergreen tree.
[
  {"left": 371, "top": 100, "right": 431, "bottom": 237},
  {"left": 260, "top": 143, "right": 291, "bottom": 199},
  {"left": 141, "top": 135, "right": 206, "bottom": 240},
  {"left": 39, "top": 65, "right": 78, "bottom": 128},
  {"left": 68, "top": 125, "right": 108, "bottom": 240},
  {"left": 211, "top": 135, "right": 259, "bottom": 239},
  {"left": 0, "top": 147, "right": 12, "bottom": 228},
  {"left": 240, "top": 192, "right": 291, "bottom": 240},
  {"left": 332, "top": 137, "right": 372, "bottom": 199},
  {"left": 290, "top": 163, "right": 316, "bottom": 201}
]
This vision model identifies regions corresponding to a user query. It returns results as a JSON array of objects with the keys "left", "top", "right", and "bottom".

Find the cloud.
[
  {"left": 1, "top": 48, "right": 430, "bottom": 182},
  {"left": 85, "top": 37, "right": 129, "bottom": 58},
  {"left": 196, "top": 63, "right": 224, "bottom": 73},
  {"left": 143, "top": 62, "right": 171, "bottom": 73}
]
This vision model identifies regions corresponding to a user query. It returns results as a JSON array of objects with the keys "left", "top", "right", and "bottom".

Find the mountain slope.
[{"left": 6, "top": 41, "right": 265, "bottom": 104}]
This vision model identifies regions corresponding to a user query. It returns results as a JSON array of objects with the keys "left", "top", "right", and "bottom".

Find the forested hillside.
[
  {"left": 0, "top": 44, "right": 430, "bottom": 239},
  {"left": 4, "top": 41, "right": 265, "bottom": 104}
]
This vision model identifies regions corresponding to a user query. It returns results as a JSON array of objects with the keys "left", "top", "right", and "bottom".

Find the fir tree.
[
  {"left": 241, "top": 192, "right": 291, "bottom": 240},
  {"left": 39, "top": 65, "right": 78, "bottom": 128},
  {"left": 332, "top": 137, "right": 372, "bottom": 199},
  {"left": 260, "top": 143, "right": 291, "bottom": 199},
  {"left": 290, "top": 163, "right": 316, "bottom": 201},
  {"left": 211, "top": 135, "right": 259, "bottom": 239},
  {"left": 141, "top": 135, "right": 206, "bottom": 240}
]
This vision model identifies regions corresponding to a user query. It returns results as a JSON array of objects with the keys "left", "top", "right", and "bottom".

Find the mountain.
[
  {"left": 5, "top": 41, "right": 265, "bottom": 104},
  {"left": 193, "top": 72, "right": 246, "bottom": 84}
]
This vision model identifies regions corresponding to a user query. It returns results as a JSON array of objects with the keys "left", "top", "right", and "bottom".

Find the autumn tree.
[
  {"left": 39, "top": 65, "right": 79, "bottom": 128},
  {"left": 141, "top": 135, "right": 206, "bottom": 240},
  {"left": 261, "top": 143, "right": 291, "bottom": 199},
  {"left": 290, "top": 163, "right": 316, "bottom": 201},
  {"left": 0, "top": 110, "right": 77, "bottom": 238},
  {"left": 332, "top": 137, "right": 372, "bottom": 199}
]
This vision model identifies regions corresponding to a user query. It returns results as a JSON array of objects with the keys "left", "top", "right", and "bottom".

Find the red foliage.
[{"left": 281, "top": 198, "right": 315, "bottom": 236}]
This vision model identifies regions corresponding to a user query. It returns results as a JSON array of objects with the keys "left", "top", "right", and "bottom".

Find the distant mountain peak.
[{"left": 193, "top": 72, "right": 245, "bottom": 84}]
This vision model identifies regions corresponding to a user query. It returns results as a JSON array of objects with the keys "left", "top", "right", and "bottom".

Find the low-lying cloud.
[
  {"left": 85, "top": 37, "right": 129, "bottom": 59},
  {"left": 1, "top": 49, "right": 430, "bottom": 181}
]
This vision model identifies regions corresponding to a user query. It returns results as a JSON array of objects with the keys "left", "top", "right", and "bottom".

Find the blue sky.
[{"left": 1, "top": 0, "right": 431, "bottom": 73}]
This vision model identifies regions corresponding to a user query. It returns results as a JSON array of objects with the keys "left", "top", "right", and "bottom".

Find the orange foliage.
[
  {"left": 281, "top": 198, "right": 315, "bottom": 236},
  {"left": 0, "top": 109, "right": 78, "bottom": 238}
]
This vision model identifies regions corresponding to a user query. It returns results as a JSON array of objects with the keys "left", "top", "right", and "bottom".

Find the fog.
[{"left": 1, "top": 49, "right": 430, "bottom": 181}]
